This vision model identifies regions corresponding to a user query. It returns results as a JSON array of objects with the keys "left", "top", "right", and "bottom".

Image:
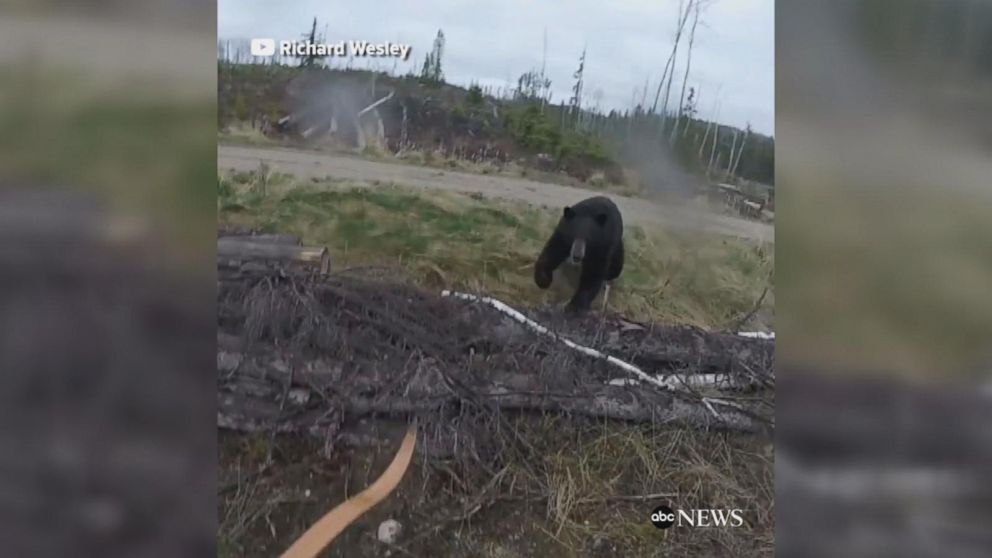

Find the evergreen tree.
[{"left": 297, "top": 17, "right": 327, "bottom": 68}]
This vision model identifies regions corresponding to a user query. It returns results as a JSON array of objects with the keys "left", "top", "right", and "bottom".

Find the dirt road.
[{"left": 218, "top": 145, "right": 774, "bottom": 242}]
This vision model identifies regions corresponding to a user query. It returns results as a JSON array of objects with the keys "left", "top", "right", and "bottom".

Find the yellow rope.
[{"left": 280, "top": 423, "right": 417, "bottom": 558}]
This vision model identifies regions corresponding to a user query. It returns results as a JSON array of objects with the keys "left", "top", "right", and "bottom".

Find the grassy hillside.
[
  {"left": 217, "top": 61, "right": 775, "bottom": 191},
  {"left": 217, "top": 168, "right": 775, "bottom": 557},
  {"left": 218, "top": 168, "right": 773, "bottom": 330}
]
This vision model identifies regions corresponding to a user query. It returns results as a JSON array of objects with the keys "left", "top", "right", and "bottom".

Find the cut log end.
[{"left": 217, "top": 237, "right": 331, "bottom": 276}]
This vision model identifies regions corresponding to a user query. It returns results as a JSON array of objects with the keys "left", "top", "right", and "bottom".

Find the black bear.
[{"left": 534, "top": 196, "right": 624, "bottom": 312}]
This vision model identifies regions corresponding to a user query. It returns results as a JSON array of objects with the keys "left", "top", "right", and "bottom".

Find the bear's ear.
[
  {"left": 595, "top": 212, "right": 608, "bottom": 226},
  {"left": 563, "top": 206, "right": 575, "bottom": 220}
]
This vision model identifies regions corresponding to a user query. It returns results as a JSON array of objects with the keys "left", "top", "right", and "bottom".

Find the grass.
[
  {"left": 0, "top": 63, "right": 216, "bottom": 272},
  {"left": 510, "top": 417, "right": 774, "bottom": 556},
  {"left": 218, "top": 123, "right": 280, "bottom": 147},
  {"left": 217, "top": 174, "right": 773, "bottom": 329},
  {"left": 779, "top": 181, "right": 992, "bottom": 377},
  {"left": 218, "top": 418, "right": 774, "bottom": 557},
  {"left": 217, "top": 174, "right": 774, "bottom": 556}
]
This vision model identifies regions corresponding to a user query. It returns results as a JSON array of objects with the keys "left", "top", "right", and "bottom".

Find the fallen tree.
[
  {"left": 218, "top": 232, "right": 330, "bottom": 282},
  {"left": 218, "top": 345, "right": 762, "bottom": 433},
  {"left": 217, "top": 261, "right": 774, "bottom": 459}
]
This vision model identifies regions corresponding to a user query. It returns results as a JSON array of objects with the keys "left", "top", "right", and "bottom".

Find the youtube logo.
[{"left": 250, "top": 38, "right": 276, "bottom": 57}]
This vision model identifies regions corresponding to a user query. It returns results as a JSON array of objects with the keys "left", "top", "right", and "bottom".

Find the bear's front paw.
[
  {"left": 535, "top": 268, "right": 553, "bottom": 289},
  {"left": 564, "top": 300, "right": 590, "bottom": 315}
]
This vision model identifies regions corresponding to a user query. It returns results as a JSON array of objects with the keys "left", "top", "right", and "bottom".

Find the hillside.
[{"left": 217, "top": 61, "right": 774, "bottom": 197}]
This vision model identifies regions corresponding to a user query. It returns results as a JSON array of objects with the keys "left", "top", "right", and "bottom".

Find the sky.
[{"left": 218, "top": 0, "right": 774, "bottom": 136}]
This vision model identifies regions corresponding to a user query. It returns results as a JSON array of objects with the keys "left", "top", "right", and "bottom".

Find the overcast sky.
[{"left": 218, "top": 0, "right": 774, "bottom": 136}]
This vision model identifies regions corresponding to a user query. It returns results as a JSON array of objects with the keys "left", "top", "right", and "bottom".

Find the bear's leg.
[
  {"left": 534, "top": 231, "right": 569, "bottom": 289},
  {"left": 566, "top": 264, "right": 606, "bottom": 313},
  {"left": 606, "top": 240, "right": 624, "bottom": 282}
]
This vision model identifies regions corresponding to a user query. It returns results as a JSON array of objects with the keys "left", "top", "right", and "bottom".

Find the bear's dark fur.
[{"left": 534, "top": 196, "right": 624, "bottom": 312}]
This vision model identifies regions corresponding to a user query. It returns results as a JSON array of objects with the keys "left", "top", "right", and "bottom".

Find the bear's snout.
[{"left": 569, "top": 239, "right": 586, "bottom": 263}]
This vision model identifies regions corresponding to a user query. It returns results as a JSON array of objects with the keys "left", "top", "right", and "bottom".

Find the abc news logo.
[{"left": 650, "top": 505, "right": 745, "bottom": 529}]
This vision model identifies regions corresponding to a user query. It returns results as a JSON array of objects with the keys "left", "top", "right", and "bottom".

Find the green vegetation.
[
  {"left": 0, "top": 68, "right": 215, "bottom": 260},
  {"left": 466, "top": 83, "right": 484, "bottom": 106},
  {"left": 216, "top": 63, "right": 760, "bottom": 187},
  {"left": 419, "top": 29, "right": 446, "bottom": 86},
  {"left": 218, "top": 122, "right": 280, "bottom": 147},
  {"left": 504, "top": 104, "right": 610, "bottom": 166},
  {"left": 217, "top": 174, "right": 774, "bottom": 556},
  {"left": 779, "top": 183, "right": 992, "bottom": 377},
  {"left": 217, "top": 61, "right": 298, "bottom": 128},
  {"left": 218, "top": 175, "right": 772, "bottom": 329},
  {"left": 217, "top": 59, "right": 775, "bottom": 192}
]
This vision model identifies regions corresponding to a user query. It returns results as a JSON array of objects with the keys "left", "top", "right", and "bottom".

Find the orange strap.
[{"left": 280, "top": 424, "right": 418, "bottom": 558}]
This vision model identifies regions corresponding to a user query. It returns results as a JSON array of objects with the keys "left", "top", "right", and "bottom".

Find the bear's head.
[{"left": 560, "top": 205, "right": 610, "bottom": 265}]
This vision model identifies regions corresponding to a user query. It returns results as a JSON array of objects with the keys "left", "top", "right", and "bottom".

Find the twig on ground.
[{"left": 730, "top": 273, "right": 770, "bottom": 332}]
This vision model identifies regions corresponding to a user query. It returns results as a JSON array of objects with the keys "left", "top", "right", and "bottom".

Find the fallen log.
[
  {"left": 776, "top": 371, "right": 992, "bottom": 558},
  {"left": 217, "top": 237, "right": 331, "bottom": 277},
  {"left": 217, "top": 348, "right": 770, "bottom": 437},
  {"left": 217, "top": 272, "right": 775, "bottom": 458}
]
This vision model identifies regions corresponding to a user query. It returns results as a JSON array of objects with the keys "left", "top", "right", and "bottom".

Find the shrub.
[{"left": 466, "top": 84, "right": 483, "bottom": 106}]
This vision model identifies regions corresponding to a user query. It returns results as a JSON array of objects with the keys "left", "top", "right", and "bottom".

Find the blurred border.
[
  {"left": 0, "top": 2, "right": 217, "bottom": 556},
  {"left": 777, "top": 1, "right": 992, "bottom": 556}
]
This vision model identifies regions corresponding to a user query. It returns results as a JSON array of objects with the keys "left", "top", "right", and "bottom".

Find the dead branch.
[
  {"left": 218, "top": 342, "right": 770, "bottom": 437},
  {"left": 217, "top": 270, "right": 775, "bottom": 461},
  {"left": 730, "top": 285, "right": 770, "bottom": 332},
  {"left": 217, "top": 237, "right": 331, "bottom": 284},
  {"left": 218, "top": 237, "right": 329, "bottom": 270}
]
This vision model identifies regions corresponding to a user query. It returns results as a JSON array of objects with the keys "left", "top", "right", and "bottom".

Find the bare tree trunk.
[
  {"left": 710, "top": 151, "right": 722, "bottom": 180},
  {"left": 639, "top": 76, "right": 649, "bottom": 110},
  {"left": 726, "top": 130, "right": 739, "bottom": 176},
  {"left": 699, "top": 120, "right": 715, "bottom": 160},
  {"left": 699, "top": 88, "right": 722, "bottom": 158},
  {"left": 374, "top": 110, "right": 385, "bottom": 146},
  {"left": 353, "top": 116, "right": 366, "bottom": 150},
  {"left": 651, "top": 0, "right": 694, "bottom": 114},
  {"left": 627, "top": 87, "right": 637, "bottom": 137},
  {"left": 357, "top": 90, "right": 395, "bottom": 118},
  {"left": 651, "top": 51, "right": 676, "bottom": 116},
  {"left": 541, "top": 27, "right": 549, "bottom": 114},
  {"left": 708, "top": 126, "right": 720, "bottom": 173},
  {"left": 658, "top": 0, "right": 696, "bottom": 138},
  {"left": 683, "top": 84, "right": 699, "bottom": 139},
  {"left": 731, "top": 129, "right": 749, "bottom": 177},
  {"left": 708, "top": 126, "right": 720, "bottom": 178},
  {"left": 671, "top": 0, "right": 703, "bottom": 145}
]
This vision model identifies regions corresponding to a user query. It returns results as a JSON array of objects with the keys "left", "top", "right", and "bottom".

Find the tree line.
[{"left": 218, "top": 6, "right": 774, "bottom": 185}]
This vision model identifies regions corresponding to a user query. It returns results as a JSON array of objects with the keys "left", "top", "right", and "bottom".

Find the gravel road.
[{"left": 218, "top": 145, "right": 774, "bottom": 243}]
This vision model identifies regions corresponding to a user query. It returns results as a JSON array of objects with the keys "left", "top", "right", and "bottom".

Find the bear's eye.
[{"left": 595, "top": 213, "right": 608, "bottom": 226}]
